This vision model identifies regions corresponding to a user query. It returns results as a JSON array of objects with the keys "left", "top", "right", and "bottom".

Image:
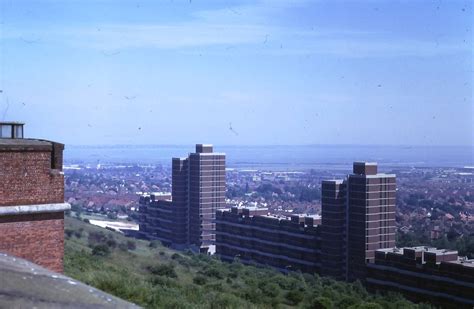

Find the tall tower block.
[
  {"left": 347, "top": 162, "right": 396, "bottom": 281},
  {"left": 188, "top": 144, "right": 226, "bottom": 253}
]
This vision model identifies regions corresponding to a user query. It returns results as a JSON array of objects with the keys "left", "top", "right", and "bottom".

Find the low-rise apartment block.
[
  {"left": 367, "top": 246, "right": 474, "bottom": 308},
  {"left": 216, "top": 206, "right": 321, "bottom": 273}
]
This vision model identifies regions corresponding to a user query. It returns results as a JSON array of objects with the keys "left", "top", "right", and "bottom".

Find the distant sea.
[{"left": 64, "top": 145, "right": 473, "bottom": 170}]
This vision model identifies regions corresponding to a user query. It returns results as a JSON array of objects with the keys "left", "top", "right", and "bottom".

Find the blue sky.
[{"left": 0, "top": 0, "right": 472, "bottom": 146}]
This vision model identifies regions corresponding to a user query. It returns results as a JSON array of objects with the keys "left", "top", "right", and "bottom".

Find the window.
[{"left": 0, "top": 125, "right": 10, "bottom": 138}]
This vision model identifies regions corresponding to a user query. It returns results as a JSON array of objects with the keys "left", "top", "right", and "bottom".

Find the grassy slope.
[{"left": 64, "top": 217, "right": 429, "bottom": 309}]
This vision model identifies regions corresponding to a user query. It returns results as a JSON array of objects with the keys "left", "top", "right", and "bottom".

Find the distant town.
[{"left": 64, "top": 159, "right": 474, "bottom": 254}]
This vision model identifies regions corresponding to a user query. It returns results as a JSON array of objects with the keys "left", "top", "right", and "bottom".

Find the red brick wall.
[
  {"left": 0, "top": 151, "right": 64, "bottom": 206},
  {"left": 0, "top": 212, "right": 65, "bottom": 273}
]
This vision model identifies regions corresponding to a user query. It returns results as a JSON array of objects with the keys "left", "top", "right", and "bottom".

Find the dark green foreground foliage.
[{"left": 64, "top": 217, "right": 430, "bottom": 309}]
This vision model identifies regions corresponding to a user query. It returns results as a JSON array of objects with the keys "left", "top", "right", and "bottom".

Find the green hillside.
[{"left": 64, "top": 217, "right": 430, "bottom": 309}]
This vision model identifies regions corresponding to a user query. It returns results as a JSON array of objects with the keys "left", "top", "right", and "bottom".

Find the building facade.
[
  {"left": 320, "top": 162, "right": 397, "bottom": 281},
  {"left": 188, "top": 144, "right": 226, "bottom": 253},
  {"left": 347, "top": 162, "right": 397, "bottom": 281},
  {"left": 216, "top": 207, "right": 321, "bottom": 273},
  {"left": 171, "top": 158, "right": 189, "bottom": 247},
  {"left": 321, "top": 179, "right": 347, "bottom": 280},
  {"left": 138, "top": 144, "right": 226, "bottom": 253},
  {"left": 138, "top": 194, "right": 174, "bottom": 246},
  {"left": 0, "top": 122, "right": 69, "bottom": 273},
  {"left": 367, "top": 246, "right": 474, "bottom": 308}
]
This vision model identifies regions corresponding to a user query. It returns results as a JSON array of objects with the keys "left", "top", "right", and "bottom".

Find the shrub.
[
  {"left": 286, "top": 289, "right": 304, "bottom": 305},
  {"left": 306, "top": 296, "right": 334, "bottom": 309},
  {"left": 92, "top": 244, "right": 111, "bottom": 257},
  {"left": 148, "top": 264, "right": 177, "bottom": 278},
  {"left": 259, "top": 281, "right": 281, "bottom": 298},
  {"left": 106, "top": 238, "right": 117, "bottom": 249},
  {"left": 88, "top": 231, "right": 107, "bottom": 247},
  {"left": 73, "top": 229, "right": 83, "bottom": 239},
  {"left": 201, "top": 266, "right": 225, "bottom": 279},
  {"left": 126, "top": 240, "right": 136, "bottom": 251},
  {"left": 210, "top": 293, "right": 247, "bottom": 309},
  {"left": 149, "top": 240, "right": 161, "bottom": 248},
  {"left": 193, "top": 275, "right": 207, "bottom": 285},
  {"left": 65, "top": 229, "right": 74, "bottom": 238}
]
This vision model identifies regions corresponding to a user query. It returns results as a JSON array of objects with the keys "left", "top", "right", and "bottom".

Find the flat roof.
[
  {"left": 377, "top": 246, "right": 457, "bottom": 255},
  {"left": 292, "top": 214, "right": 321, "bottom": 219},
  {"left": 0, "top": 122, "right": 24, "bottom": 125},
  {"left": 350, "top": 173, "right": 396, "bottom": 179},
  {"left": 192, "top": 152, "right": 226, "bottom": 156},
  {"left": 322, "top": 179, "right": 345, "bottom": 184},
  {"left": 448, "top": 258, "right": 474, "bottom": 268},
  {"left": 0, "top": 138, "right": 56, "bottom": 151},
  {"left": 354, "top": 162, "right": 378, "bottom": 166},
  {"left": 137, "top": 192, "right": 171, "bottom": 196},
  {"left": 233, "top": 206, "right": 268, "bottom": 211}
]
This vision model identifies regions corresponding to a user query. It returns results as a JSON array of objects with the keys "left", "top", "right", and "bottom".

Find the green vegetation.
[{"left": 64, "top": 217, "right": 429, "bottom": 308}]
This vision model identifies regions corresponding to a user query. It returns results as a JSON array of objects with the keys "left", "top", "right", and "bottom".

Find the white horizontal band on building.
[{"left": 0, "top": 203, "right": 71, "bottom": 216}]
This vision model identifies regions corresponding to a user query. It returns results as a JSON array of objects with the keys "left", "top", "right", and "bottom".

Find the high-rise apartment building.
[
  {"left": 138, "top": 144, "right": 225, "bottom": 253},
  {"left": 321, "top": 179, "right": 347, "bottom": 280},
  {"left": 171, "top": 157, "right": 189, "bottom": 248},
  {"left": 347, "top": 162, "right": 396, "bottom": 281},
  {"left": 188, "top": 144, "right": 226, "bottom": 253},
  {"left": 0, "top": 122, "right": 69, "bottom": 273},
  {"left": 320, "top": 162, "right": 396, "bottom": 281}
]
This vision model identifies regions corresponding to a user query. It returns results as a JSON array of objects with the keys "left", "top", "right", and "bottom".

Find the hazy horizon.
[{"left": 64, "top": 144, "right": 473, "bottom": 168}]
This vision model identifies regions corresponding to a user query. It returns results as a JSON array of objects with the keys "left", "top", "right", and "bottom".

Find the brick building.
[
  {"left": 138, "top": 193, "right": 174, "bottom": 246},
  {"left": 319, "top": 162, "right": 396, "bottom": 281},
  {"left": 188, "top": 144, "right": 226, "bottom": 253},
  {"left": 346, "top": 162, "right": 397, "bottom": 281},
  {"left": 367, "top": 246, "right": 474, "bottom": 308},
  {"left": 216, "top": 162, "right": 395, "bottom": 279},
  {"left": 216, "top": 207, "right": 321, "bottom": 273},
  {"left": 0, "top": 122, "right": 69, "bottom": 273},
  {"left": 321, "top": 179, "right": 347, "bottom": 280},
  {"left": 138, "top": 144, "right": 226, "bottom": 253}
]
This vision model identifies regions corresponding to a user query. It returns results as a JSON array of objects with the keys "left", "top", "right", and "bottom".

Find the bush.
[
  {"left": 126, "top": 240, "right": 136, "bottom": 251},
  {"left": 148, "top": 264, "right": 177, "bottom": 278},
  {"left": 92, "top": 244, "right": 111, "bottom": 257},
  {"left": 117, "top": 243, "right": 126, "bottom": 251},
  {"left": 88, "top": 231, "right": 107, "bottom": 246},
  {"left": 201, "top": 266, "right": 225, "bottom": 279},
  {"left": 65, "top": 229, "right": 74, "bottom": 238},
  {"left": 193, "top": 275, "right": 207, "bottom": 285},
  {"left": 149, "top": 240, "right": 161, "bottom": 248},
  {"left": 73, "top": 228, "right": 83, "bottom": 239},
  {"left": 286, "top": 289, "right": 304, "bottom": 305},
  {"left": 259, "top": 281, "right": 281, "bottom": 298},
  {"left": 106, "top": 238, "right": 117, "bottom": 249},
  {"left": 306, "top": 296, "right": 334, "bottom": 309}
]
